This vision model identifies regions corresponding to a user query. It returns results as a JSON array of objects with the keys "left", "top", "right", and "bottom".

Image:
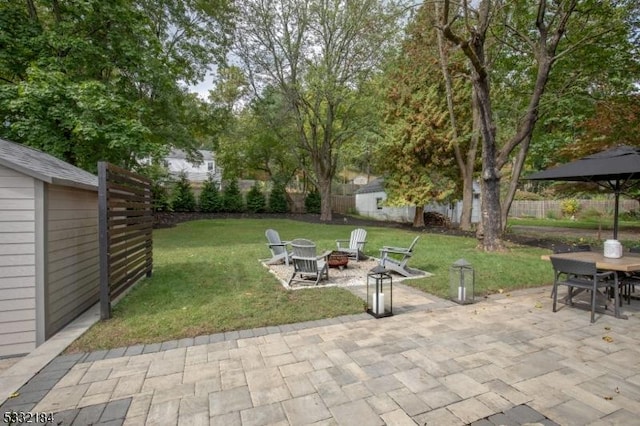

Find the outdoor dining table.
[
  {"left": 541, "top": 251, "right": 640, "bottom": 273},
  {"left": 541, "top": 251, "right": 640, "bottom": 319}
]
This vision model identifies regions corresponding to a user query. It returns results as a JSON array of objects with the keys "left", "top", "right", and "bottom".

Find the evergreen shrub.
[
  {"left": 171, "top": 172, "right": 196, "bottom": 212},
  {"left": 222, "top": 179, "right": 245, "bottom": 212},
  {"left": 268, "top": 183, "right": 289, "bottom": 213},
  {"left": 246, "top": 183, "right": 266, "bottom": 213},
  {"left": 199, "top": 174, "right": 223, "bottom": 213},
  {"left": 305, "top": 190, "right": 321, "bottom": 214}
]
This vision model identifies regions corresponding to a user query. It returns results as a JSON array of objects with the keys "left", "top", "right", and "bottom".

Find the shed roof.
[
  {"left": 167, "top": 149, "right": 214, "bottom": 162},
  {"left": 355, "top": 177, "right": 385, "bottom": 194},
  {"left": 0, "top": 138, "right": 98, "bottom": 191}
]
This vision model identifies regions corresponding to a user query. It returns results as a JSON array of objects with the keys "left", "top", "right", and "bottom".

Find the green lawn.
[
  {"left": 67, "top": 219, "right": 552, "bottom": 352},
  {"left": 508, "top": 216, "right": 640, "bottom": 232}
]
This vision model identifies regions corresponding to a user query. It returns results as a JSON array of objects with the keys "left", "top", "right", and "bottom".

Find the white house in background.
[
  {"left": 165, "top": 149, "right": 221, "bottom": 183},
  {"left": 355, "top": 177, "right": 481, "bottom": 224}
]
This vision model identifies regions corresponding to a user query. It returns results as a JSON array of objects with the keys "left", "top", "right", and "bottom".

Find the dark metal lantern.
[{"left": 367, "top": 265, "right": 393, "bottom": 318}]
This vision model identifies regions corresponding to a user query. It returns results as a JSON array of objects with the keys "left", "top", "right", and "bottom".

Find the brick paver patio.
[{"left": 2, "top": 283, "right": 639, "bottom": 425}]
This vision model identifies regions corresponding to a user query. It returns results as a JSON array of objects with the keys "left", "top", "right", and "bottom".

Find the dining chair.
[
  {"left": 549, "top": 244, "right": 591, "bottom": 299},
  {"left": 619, "top": 246, "right": 640, "bottom": 304},
  {"left": 550, "top": 256, "right": 619, "bottom": 323}
]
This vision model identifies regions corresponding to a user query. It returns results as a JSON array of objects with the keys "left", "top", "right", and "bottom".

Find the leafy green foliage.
[
  {"left": 222, "top": 179, "right": 245, "bottom": 212},
  {"left": 171, "top": 172, "right": 197, "bottom": 212},
  {"left": 0, "top": 0, "right": 234, "bottom": 172},
  {"left": 246, "top": 183, "right": 267, "bottom": 213},
  {"left": 234, "top": 0, "right": 405, "bottom": 219},
  {"left": 268, "top": 182, "right": 289, "bottom": 213},
  {"left": 305, "top": 190, "right": 322, "bottom": 214},
  {"left": 521, "top": 1, "right": 640, "bottom": 172},
  {"left": 138, "top": 163, "right": 173, "bottom": 212},
  {"left": 216, "top": 86, "right": 299, "bottom": 182},
  {"left": 514, "top": 190, "right": 544, "bottom": 201},
  {"left": 560, "top": 199, "right": 580, "bottom": 217},
  {"left": 152, "top": 182, "right": 172, "bottom": 212},
  {"left": 199, "top": 174, "right": 223, "bottom": 213},
  {"left": 378, "top": 4, "right": 468, "bottom": 216}
]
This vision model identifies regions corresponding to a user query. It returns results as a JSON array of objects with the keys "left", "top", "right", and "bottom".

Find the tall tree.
[
  {"left": 379, "top": 4, "right": 470, "bottom": 227},
  {"left": 525, "top": 1, "right": 640, "bottom": 171},
  {"left": 0, "top": 0, "right": 233, "bottom": 172},
  {"left": 216, "top": 86, "right": 299, "bottom": 184},
  {"left": 440, "top": 0, "right": 634, "bottom": 251},
  {"left": 233, "top": 0, "right": 404, "bottom": 221},
  {"left": 379, "top": 84, "right": 458, "bottom": 227}
]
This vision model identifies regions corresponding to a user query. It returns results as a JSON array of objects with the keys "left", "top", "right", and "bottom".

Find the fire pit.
[{"left": 328, "top": 251, "right": 350, "bottom": 269}]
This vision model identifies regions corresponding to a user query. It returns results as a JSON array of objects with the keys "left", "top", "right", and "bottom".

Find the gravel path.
[{"left": 265, "top": 258, "right": 381, "bottom": 289}]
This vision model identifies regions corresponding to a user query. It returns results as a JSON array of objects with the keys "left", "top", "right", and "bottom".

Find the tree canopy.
[
  {"left": 378, "top": 2, "right": 474, "bottom": 227},
  {"left": 0, "top": 0, "right": 234, "bottom": 172},
  {"left": 2, "top": 0, "right": 638, "bottom": 232},
  {"left": 233, "top": 0, "right": 405, "bottom": 220},
  {"left": 439, "top": 0, "right": 640, "bottom": 250}
]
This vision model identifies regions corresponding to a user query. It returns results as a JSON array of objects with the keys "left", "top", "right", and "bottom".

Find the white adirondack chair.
[
  {"left": 336, "top": 228, "right": 367, "bottom": 261},
  {"left": 288, "top": 239, "right": 331, "bottom": 286},
  {"left": 265, "top": 229, "right": 291, "bottom": 266},
  {"left": 379, "top": 236, "right": 420, "bottom": 277}
]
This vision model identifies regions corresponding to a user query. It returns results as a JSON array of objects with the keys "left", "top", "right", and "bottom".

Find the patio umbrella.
[{"left": 525, "top": 145, "right": 640, "bottom": 240}]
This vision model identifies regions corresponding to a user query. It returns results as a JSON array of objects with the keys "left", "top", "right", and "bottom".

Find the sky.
[{"left": 189, "top": 78, "right": 214, "bottom": 99}]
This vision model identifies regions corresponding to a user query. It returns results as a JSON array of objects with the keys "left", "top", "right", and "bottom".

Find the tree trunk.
[
  {"left": 459, "top": 182, "right": 474, "bottom": 230},
  {"left": 413, "top": 205, "right": 425, "bottom": 227},
  {"left": 318, "top": 177, "right": 332, "bottom": 221},
  {"left": 435, "top": 3, "right": 477, "bottom": 231},
  {"left": 501, "top": 136, "right": 531, "bottom": 230},
  {"left": 459, "top": 88, "right": 481, "bottom": 231},
  {"left": 473, "top": 55, "right": 505, "bottom": 251},
  {"left": 480, "top": 169, "right": 504, "bottom": 251},
  {"left": 440, "top": 0, "right": 578, "bottom": 251},
  {"left": 26, "top": 0, "right": 38, "bottom": 21}
]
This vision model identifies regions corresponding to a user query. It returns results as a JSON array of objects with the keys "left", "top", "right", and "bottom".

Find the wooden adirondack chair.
[
  {"left": 265, "top": 229, "right": 291, "bottom": 266},
  {"left": 288, "top": 238, "right": 331, "bottom": 286},
  {"left": 379, "top": 236, "right": 420, "bottom": 277},
  {"left": 336, "top": 228, "right": 367, "bottom": 261}
]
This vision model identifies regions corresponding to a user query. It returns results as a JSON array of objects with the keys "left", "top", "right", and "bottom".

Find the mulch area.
[{"left": 153, "top": 212, "right": 558, "bottom": 249}]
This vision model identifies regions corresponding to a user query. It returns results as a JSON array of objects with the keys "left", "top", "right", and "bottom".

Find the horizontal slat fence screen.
[
  {"left": 509, "top": 199, "right": 638, "bottom": 219},
  {"left": 99, "top": 162, "right": 153, "bottom": 320}
]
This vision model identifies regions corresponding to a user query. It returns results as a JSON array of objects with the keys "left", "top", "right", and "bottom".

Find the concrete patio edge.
[{"left": 0, "top": 303, "right": 101, "bottom": 405}]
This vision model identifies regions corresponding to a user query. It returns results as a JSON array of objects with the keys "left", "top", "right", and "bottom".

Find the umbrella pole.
[{"left": 613, "top": 180, "right": 620, "bottom": 240}]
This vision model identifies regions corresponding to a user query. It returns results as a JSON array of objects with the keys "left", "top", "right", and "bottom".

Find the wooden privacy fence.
[
  {"left": 331, "top": 195, "right": 355, "bottom": 214},
  {"left": 288, "top": 194, "right": 355, "bottom": 214},
  {"left": 99, "top": 162, "right": 153, "bottom": 320},
  {"left": 509, "top": 199, "right": 639, "bottom": 219}
]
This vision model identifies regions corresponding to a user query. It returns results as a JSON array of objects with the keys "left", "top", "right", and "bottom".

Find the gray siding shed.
[{"left": 0, "top": 139, "right": 98, "bottom": 357}]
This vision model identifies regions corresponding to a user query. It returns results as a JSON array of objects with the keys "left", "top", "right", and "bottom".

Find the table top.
[{"left": 541, "top": 251, "right": 640, "bottom": 272}]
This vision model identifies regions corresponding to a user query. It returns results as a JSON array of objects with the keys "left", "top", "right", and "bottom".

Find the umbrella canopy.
[{"left": 526, "top": 145, "right": 640, "bottom": 239}]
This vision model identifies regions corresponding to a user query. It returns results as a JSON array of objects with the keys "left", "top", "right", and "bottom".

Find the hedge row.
[{"left": 152, "top": 173, "right": 319, "bottom": 214}]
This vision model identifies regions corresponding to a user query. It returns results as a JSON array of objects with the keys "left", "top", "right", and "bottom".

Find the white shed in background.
[
  {"left": 0, "top": 139, "right": 99, "bottom": 358},
  {"left": 355, "top": 178, "right": 481, "bottom": 224},
  {"left": 355, "top": 178, "right": 415, "bottom": 223}
]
